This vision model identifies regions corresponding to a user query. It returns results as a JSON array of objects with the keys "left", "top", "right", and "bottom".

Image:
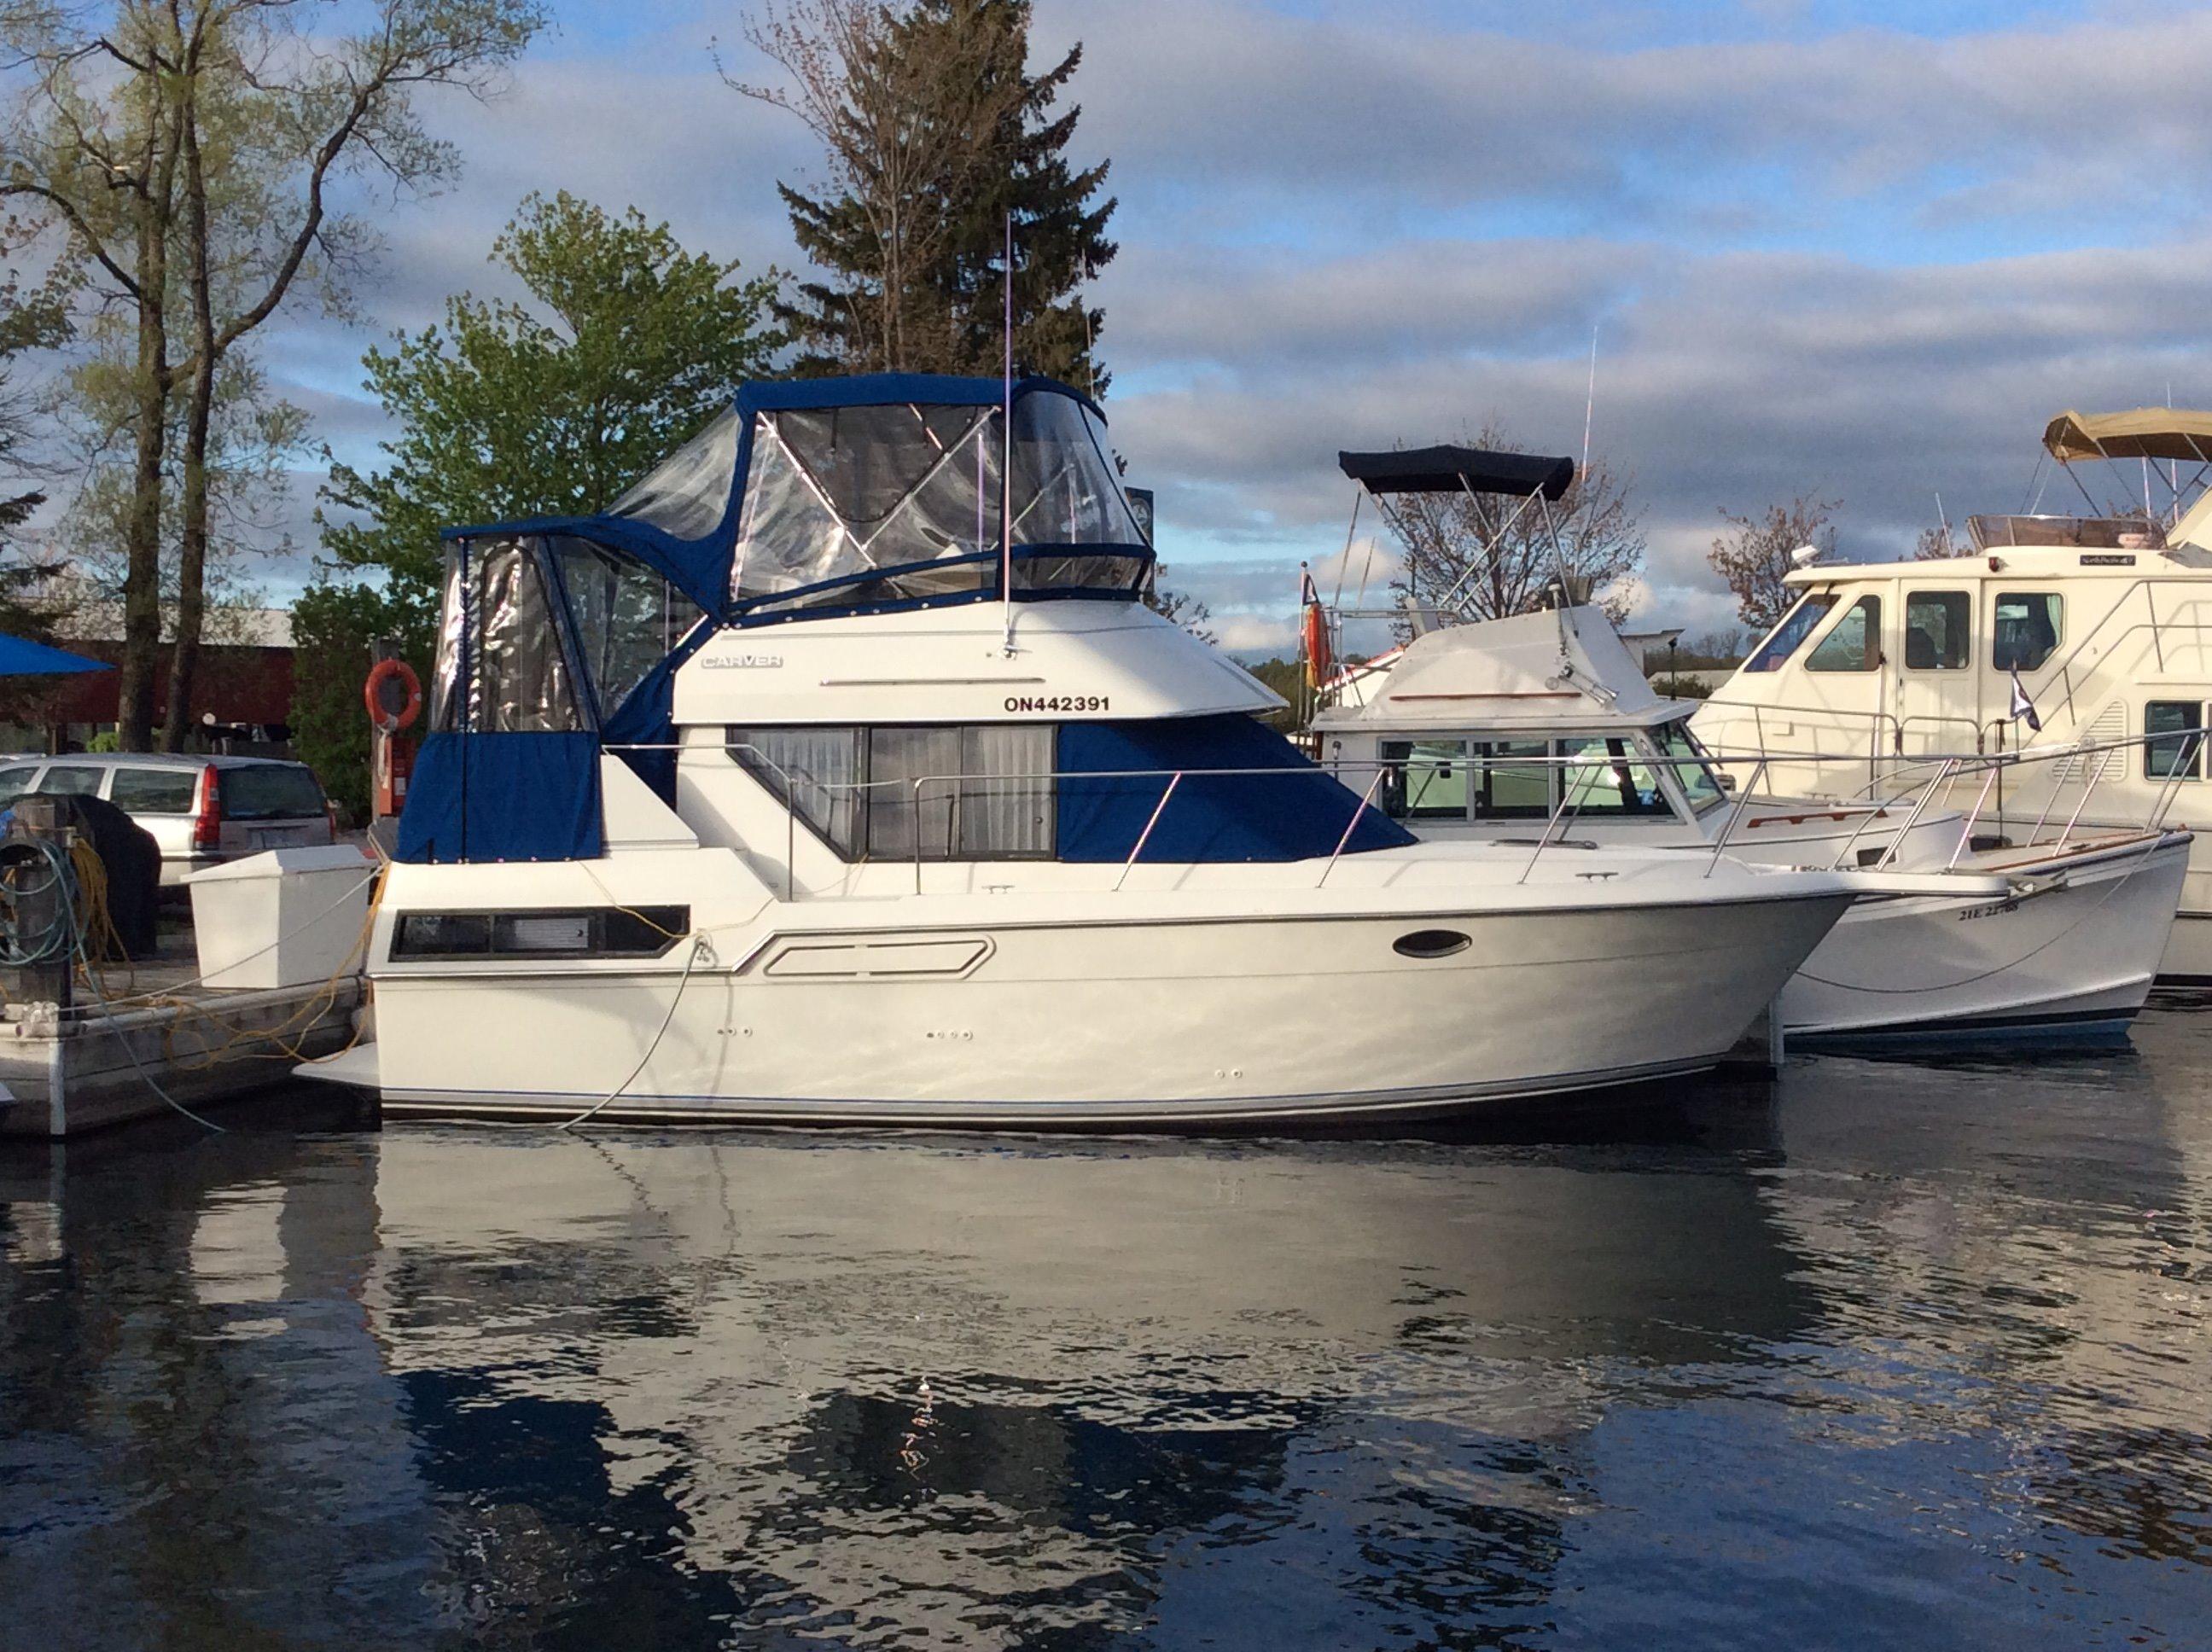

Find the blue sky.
[{"left": 247, "top": 0, "right": 2212, "bottom": 652}]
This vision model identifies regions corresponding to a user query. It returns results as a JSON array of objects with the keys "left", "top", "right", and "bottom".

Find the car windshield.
[{"left": 222, "top": 765, "right": 326, "bottom": 821}]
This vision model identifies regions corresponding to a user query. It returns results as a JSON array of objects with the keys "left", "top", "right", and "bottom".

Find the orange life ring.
[{"left": 364, "top": 657, "right": 423, "bottom": 734}]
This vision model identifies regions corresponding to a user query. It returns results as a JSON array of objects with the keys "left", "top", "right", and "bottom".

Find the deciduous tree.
[
  {"left": 300, "top": 193, "right": 783, "bottom": 815},
  {"left": 1708, "top": 493, "right": 1838, "bottom": 631}
]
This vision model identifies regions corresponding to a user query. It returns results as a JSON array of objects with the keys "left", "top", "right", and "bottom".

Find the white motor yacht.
[
  {"left": 303, "top": 375, "right": 1933, "bottom": 1126},
  {"left": 1312, "top": 445, "right": 2188, "bottom": 1045},
  {"left": 1693, "top": 407, "right": 2212, "bottom": 981}
]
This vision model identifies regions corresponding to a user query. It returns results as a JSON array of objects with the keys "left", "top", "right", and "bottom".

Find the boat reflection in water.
[{"left": 3, "top": 1032, "right": 2211, "bottom": 1646}]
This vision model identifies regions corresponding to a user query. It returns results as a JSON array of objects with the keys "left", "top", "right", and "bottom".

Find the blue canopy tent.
[{"left": 0, "top": 633, "right": 113, "bottom": 677}]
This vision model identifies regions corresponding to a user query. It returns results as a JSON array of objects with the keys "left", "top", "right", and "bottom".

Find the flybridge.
[{"left": 401, "top": 373, "right": 1160, "bottom": 864}]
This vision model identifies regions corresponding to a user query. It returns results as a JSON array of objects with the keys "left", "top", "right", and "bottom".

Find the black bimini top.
[{"left": 1338, "top": 445, "right": 1575, "bottom": 501}]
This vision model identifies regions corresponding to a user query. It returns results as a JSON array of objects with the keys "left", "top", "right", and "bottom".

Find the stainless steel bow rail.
[{"left": 627, "top": 730, "right": 2192, "bottom": 905}]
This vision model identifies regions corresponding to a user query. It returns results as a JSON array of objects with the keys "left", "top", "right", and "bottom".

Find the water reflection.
[{"left": 2, "top": 1018, "right": 2209, "bottom": 1649}]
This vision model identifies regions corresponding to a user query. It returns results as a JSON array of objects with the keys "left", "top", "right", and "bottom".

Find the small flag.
[{"left": 2009, "top": 667, "right": 2041, "bottom": 732}]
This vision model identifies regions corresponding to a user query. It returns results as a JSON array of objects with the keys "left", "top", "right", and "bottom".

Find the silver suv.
[{"left": 0, "top": 753, "right": 335, "bottom": 885}]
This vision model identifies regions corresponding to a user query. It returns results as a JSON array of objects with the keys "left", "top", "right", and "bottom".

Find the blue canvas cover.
[
  {"left": 0, "top": 632, "right": 112, "bottom": 676},
  {"left": 1057, "top": 715, "right": 1414, "bottom": 863},
  {"left": 440, "top": 373, "right": 1151, "bottom": 625},
  {"left": 397, "top": 732, "right": 605, "bottom": 864}
]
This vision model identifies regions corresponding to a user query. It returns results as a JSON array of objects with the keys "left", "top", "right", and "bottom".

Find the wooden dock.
[{"left": 0, "top": 927, "right": 362, "bottom": 1139}]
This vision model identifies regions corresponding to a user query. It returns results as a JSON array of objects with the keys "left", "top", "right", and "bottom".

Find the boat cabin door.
[{"left": 1892, "top": 581, "right": 1985, "bottom": 766}]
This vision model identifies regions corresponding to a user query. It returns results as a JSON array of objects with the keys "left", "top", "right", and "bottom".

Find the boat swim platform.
[{"left": 0, "top": 933, "right": 363, "bottom": 1140}]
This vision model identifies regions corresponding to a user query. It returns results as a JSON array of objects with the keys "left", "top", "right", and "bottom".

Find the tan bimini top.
[{"left": 2042, "top": 408, "right": 2212, "bottom": 463}]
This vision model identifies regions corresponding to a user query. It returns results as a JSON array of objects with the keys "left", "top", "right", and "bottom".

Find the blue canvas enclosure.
[
  {"left": 440, "top": 373, "right": 1154, "bottom": 625},
  {"left": 1056, "top": 715, "right": 1415, "bottom": 863},
  {"left": 403, "top": 374, "right": 1163, "bottom": 859},
  {"left": 397, "top": 732, "right": 604, "bottom": 864}
]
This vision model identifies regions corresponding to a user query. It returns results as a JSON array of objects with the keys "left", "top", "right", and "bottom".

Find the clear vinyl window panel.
[
  {"left": 430, "top": 538, "right": 587, "bottom": 734},
  {"left": 609, "top": 409, "right": 742, "bottom": 540},
  {"left": 550, "top": 536, "right": 705, "bottom": 721},
  {"left": 730, "top": 393, "right": 1144, "bottom": 607}
]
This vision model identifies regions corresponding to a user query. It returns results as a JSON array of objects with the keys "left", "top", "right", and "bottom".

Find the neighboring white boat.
[
  {"left": 306, "top": 374, "right": 1918, "bottom": 1127},
  {"left": 1692, "top": 407, "right": 2212, "bottom": 981},
  {"left": 1310, "top": 445, "right": 2190, "bottom": 1045}
]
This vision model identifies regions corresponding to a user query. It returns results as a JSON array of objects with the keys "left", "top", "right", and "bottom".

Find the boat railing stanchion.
[
  {"left": 1706, "top": 756, "right": 1767, "bottom": 878},
  {"left": 1876, "top": 758, "right": 1953, "bottom": 870},
  {"left": 1519, "top": 754, "right": 1592, "bottom": 886},
  {"left": 2026, "top": 745, "right": 2073, "bottom": 848},
  {"left": 1115, "top": 771, "right": 1184, "bottom": 892},
  {"left": 1947, "top": 760, "right": 2001, "bottom": 870},
  {"left": 1318, "top": 767, "right": 1388, "bottom": 889},
  {"left": 2055, "top": 746, "right": 2115, "bottom": 852}
]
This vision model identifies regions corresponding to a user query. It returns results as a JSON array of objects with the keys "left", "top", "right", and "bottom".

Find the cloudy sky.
[{"left": 248, "top": 0, "right": 2212, "bottom": 654}]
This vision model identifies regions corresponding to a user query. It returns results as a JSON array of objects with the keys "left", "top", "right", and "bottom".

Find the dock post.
[
  {"left": 1767, "top": 994, "right": 1786, "bottom": 1071},
  {"left": 4, "top": 796, "right": 73, "bottom": 1012}
]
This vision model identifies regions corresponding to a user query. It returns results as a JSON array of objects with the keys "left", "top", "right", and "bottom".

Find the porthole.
[{"left": 1394, "top": 928, "right": 1470, "bottom": 960}]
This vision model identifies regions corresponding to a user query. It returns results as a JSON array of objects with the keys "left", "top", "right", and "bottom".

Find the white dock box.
[{"left": 188, "top": 846, "right": 376, "bottom": 991}]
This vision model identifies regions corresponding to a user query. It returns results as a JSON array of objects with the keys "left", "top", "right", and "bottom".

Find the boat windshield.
[
  {"left": 1649, "top": 720, "right": 1724, "bottom": 812},
  {"left": 1559, "top": 736, "right": 1672, "bottom": 816},
  {"left": 1743, "top": 592, "right": 1836, "bottom": 672}
]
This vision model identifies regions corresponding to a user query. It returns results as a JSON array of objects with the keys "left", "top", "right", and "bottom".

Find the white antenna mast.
[
  {"left": 1580, "top": 323, "right": 1598, "bottom": 479},
  {"left": 1001, "top": 212, "right": 1016, "bottom": 654}
]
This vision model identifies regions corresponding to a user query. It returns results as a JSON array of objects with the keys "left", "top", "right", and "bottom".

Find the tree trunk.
[
  {"left": 163, "top": 97, "right": 215, "bottom": 753},
  {"left": 115, "top": 188, "right": 171, "bottom": 753}
]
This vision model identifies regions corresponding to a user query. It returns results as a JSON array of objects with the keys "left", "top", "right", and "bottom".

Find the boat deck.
[{"left": 0, "top": 916, "right": 362, "bottom": 1138}]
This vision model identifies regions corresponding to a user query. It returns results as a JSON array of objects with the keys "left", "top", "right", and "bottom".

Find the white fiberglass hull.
[
  {"left": 1777, "top": 833, "right": 2189, "bottom": 1042},
  {"left": 360, "top": 887, "right": 1849, "bottom": 1128}
]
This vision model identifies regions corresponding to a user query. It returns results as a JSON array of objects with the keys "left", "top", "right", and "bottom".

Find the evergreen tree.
[{"left": 742, "top": 0, "right": 1115, "bottom": 386}]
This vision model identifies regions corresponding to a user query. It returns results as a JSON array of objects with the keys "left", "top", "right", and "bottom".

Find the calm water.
[{"left": 3, "top": 1015, "right": 2211, "bottom": 1650}]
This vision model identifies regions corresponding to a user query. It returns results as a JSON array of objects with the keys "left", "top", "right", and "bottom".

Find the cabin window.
[
  {"left": 1806, "top": 596, "right": 1880, "bottom": 672},
  {"left": 1469, "top": 742, "right": 1553, "bottom": 818},
  {"left": 2145, "top": 702, "right": 2205, "bottom": 781},
  {"left": 1993, "top": 592, "right": 2062, "bottom": 672},
  {"left": 1904, "top": 591, "right": 1970, "bottom": 670},
  {"left": 1380, "top": 741, "right": 1472, "bottom": 821},
  {"left": 729, "top": 727, "right": 864, "bottom": 856},
  {"left": 1653, "top": 721, "right": 1724, "bottom": 811},
  {"left": 1559, "top": 737, "right": 1670, "bottom": 815},
  {"left": 727, "top": 724, "right": 1054, "bottom": 859},
  {"left": 1743, "top": 592, "right": 1836, "bottom": 672}
]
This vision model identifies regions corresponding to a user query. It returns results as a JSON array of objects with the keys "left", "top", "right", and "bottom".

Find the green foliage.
[
  {"left": 317, "top": 191, "right": 784, "bottom": 625},
  {"left": 1243, "top": 656, "right": 1307, "bottom": 731},
  {"left": 54, "top": 340, "right": 310, "bottom": 609},
  {"left": 300, "top": 193, "right": 783, "bottom": 811},
  {"left": 290, "top": 581, "right": 416, "bottom": 828},
  {"left": 86, "top": 730, "right": 119, "bottom": 753}
]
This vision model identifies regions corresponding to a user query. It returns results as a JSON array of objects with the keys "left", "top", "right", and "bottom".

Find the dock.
[{"left": 0, "top": 922, "right": 363, "bottom": 1138}]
